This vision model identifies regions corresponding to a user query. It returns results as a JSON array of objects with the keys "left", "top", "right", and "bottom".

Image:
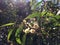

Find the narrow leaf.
[
  {"left": 34, "top": 1, "right": 42, "bottom": 10},
  {"left": 0, "top": 23, "right": 14, "bottom": 27},
  {"left": 25, "top": 12, "right": 40, "bottom": 19},
  {"left": 22, "top": 34, "right": 27, "bottom": 45},
  {"left": 7, "top": 29, "right": 14, "bottom": 42},
  {"left": 16, "top": 38, "right": 21, "bottom": 44},
  {"left": 15, "top": 22, "right": 24, "bottom": 44}
]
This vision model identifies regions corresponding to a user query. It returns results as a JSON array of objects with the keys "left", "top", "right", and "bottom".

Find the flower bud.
[
  {"left": 23, "top": 28, "right": 30, "bottom": 34},
  {"left": 30, "top": 29, "right": 35, "bottom": 33},
  {"left": 33, "top": 22, "right": 39, "bottom": 29},
  {"left": 23, "top": 19, "right": 26, "bottom": 23}
]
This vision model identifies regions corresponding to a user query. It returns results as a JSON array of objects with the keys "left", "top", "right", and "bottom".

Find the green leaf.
[
  {"left": 7, "top": 29, "right": 14, "bottom": 42},
  {"left": 41, "top": 30, "right": 47, "bottom": 35},
  {"left": 49, "top": 18, "right": 57, "bottom": 22},
  {"left": 46, "top": 11, "right": 54, "bottom": 17},
  {"left": 41, "top": 11, "right": 47, "bottom": 16},
  {"left": 25, "top": 12, "right": 40, "bottom": 19},
  {"left": 15, "top": 22, "right": 24, "bottom": 44},
  {"left": 16, "top": 38, "right": 21, "bottom": 44},
  {"left": 37, "top": 16, "right": 41, "bottom": 26},
  {"left": 34, "top": 1, "right": 42, "bottom": 10},
  {"left": 0, "top": 23, "right": 15, "bottom": 27},
  {"left": 54, "top": 15, "right": 60, "bottom": 19},
  {"left": 22, "top": 34, "right": 27, "bottom": 45}
]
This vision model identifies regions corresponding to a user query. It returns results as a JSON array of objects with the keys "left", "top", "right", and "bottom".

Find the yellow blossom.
[
  {"left": 23, "top": 28, "right": 30, "bottom": 34},
  {"left": 32, "top": 22, "right": 39, "bottom": 29},
  {"left": 23, "top": 19, "right": 26, "bottom": 23},
  {"left": 30, "top": 29, "right": 35, "bottom": 33}
]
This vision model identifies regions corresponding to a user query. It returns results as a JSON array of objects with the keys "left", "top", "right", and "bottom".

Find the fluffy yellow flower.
[
  {"left": 32, "top": 22, "right": 39, "bottom": 29},
  {"left": 23, "top": 19, "right": 26, "bottom": 23},
  {"left": 30, "top": 29, "right": 35, "bottom": 33},
  {"left": 23, "top": 28, "right": 30, "bottom": 34}
]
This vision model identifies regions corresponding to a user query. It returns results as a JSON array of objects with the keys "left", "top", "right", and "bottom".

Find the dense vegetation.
[{"left": 0, "top": 0, "right": 60, "bottom": 45}]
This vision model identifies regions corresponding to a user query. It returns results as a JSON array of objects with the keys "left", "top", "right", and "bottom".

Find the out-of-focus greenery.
[
  {"left": 0, "top": 23, "right": 15, "bottom": 28},
  {"left": 5, "top": 11, "right": 60, "bottom": 45},
  {"left": 0, "top": 0, "right": 60, "bottom": 45}
]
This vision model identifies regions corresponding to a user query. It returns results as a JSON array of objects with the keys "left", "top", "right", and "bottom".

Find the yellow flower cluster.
[
  {"left": 23, "top": 27, "right": 35, "bottom": 34},
  {"left": 23, "top": 18, "right": 39, "bottom": 34}
]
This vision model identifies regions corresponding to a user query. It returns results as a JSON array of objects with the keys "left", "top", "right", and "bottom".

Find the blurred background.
[{"left": 0, "top": 0, "right": 60, "bottom": 45}]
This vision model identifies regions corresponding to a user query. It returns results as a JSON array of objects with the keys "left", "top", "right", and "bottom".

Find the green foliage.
[
  {"left": 7, "top": 29, "right": 14, "bottom": 42},
  {"left": 1, "top": 10, "right": 60, "bottom": 45},
  {"left": 5, "top": 9, "right": 60, "bottom": 45},
  {"left": 33, "top": 1, "right": 42, "bottom": 10},
  {"left": 22, "top": 34, "right": 27, "bottom": 45},
  {"left": 0, "top": 1, "right": 60, "bottom": 45},
  {"left": 16, "top": 38, "right": 21, "bottom": 44},
  {"left": 25, "top": 11, "right": 47, "bottom": 20},
  {"left": 0, "top": 23, "right": 15, "bottom": 27},
  {"left": 25, "top": 12, "right": 40, "bottom": 19},
  {"left": 15, "top": 22, "right": 24, "bottom": 44},
  {"left": 41, "top": 11, "right": 47, "bottom": 16}
]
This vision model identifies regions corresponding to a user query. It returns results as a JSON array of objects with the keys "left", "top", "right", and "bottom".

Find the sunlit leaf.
[
  {"left": 41, "top": 11, "right": 47, "bottom": 16},
  {"left": 0, "top": 23, "right": 15, "bottom": 27},
  {"left": 46, "top": 12, "right": 54, "bottom": 17},
  {"left": 34, "top": 1, "right": 42, "bottom": 10},
  {"left": 7, "top": 29, "right": 14, "bottom": 42},
  {"left": 54, "top": 15, "right": 60, "bottom": 19},
  {"left": 16, "top": 38, "right": 21, "bottom": 44}
]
